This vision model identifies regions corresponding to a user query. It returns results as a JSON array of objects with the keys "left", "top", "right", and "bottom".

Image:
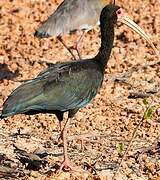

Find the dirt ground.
[{"left": 0, "top": 0, "right": 160, "bottom": 179}]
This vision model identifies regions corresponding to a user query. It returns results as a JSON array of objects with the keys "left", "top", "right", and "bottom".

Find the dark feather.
[
  {"left": 1, "top": 5, "right": 120, "bottom": 125},
  {"left": 1, "top": 60, "right": 103, "bottom": 119}
]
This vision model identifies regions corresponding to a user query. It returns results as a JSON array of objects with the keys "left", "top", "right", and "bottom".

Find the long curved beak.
[{"left": 119, "top": 15, "right": 159, "bottom": 57}]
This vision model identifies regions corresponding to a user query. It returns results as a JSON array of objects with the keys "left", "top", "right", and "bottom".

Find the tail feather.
[
  {"left": 34, "top": 30, "right": 51, "bottom": 38},
  {"left": 0, "top": 113, "right": 4, "bottom": 119},
  {"left": 1, "top": 78, "right": 45, "bottom": 118}
]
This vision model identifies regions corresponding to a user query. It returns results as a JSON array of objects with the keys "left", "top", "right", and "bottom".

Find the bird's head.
[
  {"left": 100, "top": 4, "right": 158, "bottom": 55},
  {"left": 100, "top": 5, "right": 119, "bottom": 25}
]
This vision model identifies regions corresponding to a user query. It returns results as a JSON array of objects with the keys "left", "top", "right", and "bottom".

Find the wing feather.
[
  {"left": 35, "top": 0, "right": 100, "bottom": 37},
  {"left": 2, "top": 60, "right": 103, "bottom": 118}
]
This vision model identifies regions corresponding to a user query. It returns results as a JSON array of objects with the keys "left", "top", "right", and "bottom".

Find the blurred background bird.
[
  {"left": 1, "top": 4, "right": 157, "bottom": 171},
  {"left": 34, "top": 0, "right": 115, "bottom": 60}
]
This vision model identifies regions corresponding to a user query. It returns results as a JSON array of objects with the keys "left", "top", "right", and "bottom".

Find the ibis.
[
  {"left": 1, "top": 4, "right": 157, "bottom": 170},
  {"left": 34, "top": 0, "right": 114, "bottom": 59}
]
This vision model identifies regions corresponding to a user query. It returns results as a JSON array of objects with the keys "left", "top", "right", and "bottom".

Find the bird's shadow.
[{"left": 0, "top": 63, "right": 19, "bottom": 81}]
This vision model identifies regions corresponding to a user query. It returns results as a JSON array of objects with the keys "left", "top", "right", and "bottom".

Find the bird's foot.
[{"left": 59, "top": 159, "right": 76, "bottom": 171}]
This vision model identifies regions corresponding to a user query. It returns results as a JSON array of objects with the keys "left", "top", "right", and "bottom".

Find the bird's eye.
[
  {"left": 116, "top": 9, "right": 122, "bottom": 15},
  {"left": 116, "top": 8, "right": 124, "bottom": 19}
]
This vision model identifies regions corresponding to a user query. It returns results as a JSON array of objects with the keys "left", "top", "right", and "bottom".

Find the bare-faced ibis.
[
  {"left": 34, "top": 0, "right": 114, "bottom": 59},
  {"left": 1, "top": 5, "right": 157, "bottom": 170}
]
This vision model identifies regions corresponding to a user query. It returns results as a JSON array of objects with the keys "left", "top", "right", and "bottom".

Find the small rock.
[
  {"left": 146, "top": 162, "right": 156, "bottom": 174},
  {"left": 30, "top": 171, "right": 40, "bottom": 178}
]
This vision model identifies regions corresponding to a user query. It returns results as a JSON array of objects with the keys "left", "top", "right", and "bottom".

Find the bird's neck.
[{"left": 95, "top": 20, "right": 114, "bottom": 71}]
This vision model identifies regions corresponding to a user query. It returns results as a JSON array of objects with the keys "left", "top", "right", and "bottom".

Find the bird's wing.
[
  {"left": 35, "top": 0, "right": 100, "bottom": 37},
  {"left": 2, "top": 61, "right": 103, "bottom": 118},
  {"left": 42, "top": 62, "right": 103, "bottom": 110}
]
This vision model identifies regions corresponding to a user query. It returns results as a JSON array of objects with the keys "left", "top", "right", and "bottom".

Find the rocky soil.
[{"left": 0, "top": 0, "right": 159, "bottom": 179}]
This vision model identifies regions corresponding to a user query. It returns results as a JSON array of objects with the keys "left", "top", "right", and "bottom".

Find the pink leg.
[
  {"left": 59, "top": 118, "right": 75, "bottom": 171},
  {"left": 72, "top": 31, "right": 86, "bottom": 59},
  {"left": 59, "top": 121, "right": 62, "bottom": 132}
]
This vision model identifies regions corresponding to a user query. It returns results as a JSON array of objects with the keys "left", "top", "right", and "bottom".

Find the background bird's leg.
[
  {"left": 72, "top": 31, "right": 86, "bottom": 59},
  {"left": 57, "top": 36, "right": 77, "bottom": 60},
  {"left": 59, "top": 121, "right": 62, "bottom": 132},
  {"left": 60, "top": 117, "right": 74, "bottom": 171}
]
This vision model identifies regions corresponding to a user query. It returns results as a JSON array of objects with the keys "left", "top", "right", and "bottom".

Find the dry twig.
[{"left": 112, "top": 102, "right": 154, "bottom": 180}]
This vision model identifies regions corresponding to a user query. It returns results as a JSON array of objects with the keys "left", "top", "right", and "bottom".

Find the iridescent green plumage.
[
  {"left": 1, "top": 5, "right": 117, "bottom": 121},
  {"left": 2, "top": 60, "right": 103, "bottom": 119},
  {"left": 1, "top": 2, "right": 157, "bottom": 170},
  {"left": 1, "top": 5, "right": 120, "bottom": 170}
]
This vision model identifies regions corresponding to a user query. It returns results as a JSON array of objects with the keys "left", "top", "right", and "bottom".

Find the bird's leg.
[
  {"left": 59, "top": 117, "right": 75, "bottom": 171},
  {"left": 58, "top": 121, "right": 63, "bottom": 141},
  {"left": 57, "top": 36, "right": 77, "bottom": 60},
  {"left": 59, "top": 121, "right": 62, "bottom": 132},
  {"left": 72, "top": 31, "right": 86, "bottom": 59}
]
